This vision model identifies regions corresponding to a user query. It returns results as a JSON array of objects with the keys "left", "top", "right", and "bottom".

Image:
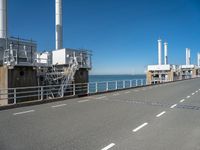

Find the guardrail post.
[
  {"left": 95, "top": 82, "right": 98, "bottom": 93},
  {"left": 14, "top": 88, "right": 16, "bottom": 104},
  {"left": 41, "top": 86, "right": 44, "bottom": 100},
  {"left": 141, "top": 79, "right": 143, "bottom": 86},
  {"left": 73, "top": 84, "right": 76, "bottom": 96},
  {"left": 106, "top": 82, "right": 109, "bottom": 91},
  {"left": 123, "top": 81, "right": 125, "bottom": 89},
  {"left": 115, "top": 81, "right": 117, "bottom": 90},
  {"left": 136, "top": 80, "right": 138, "bottom": 87},
  {"left": 130, "top": 80, "right": 132, "bottom": 87},
  {"left": 87, "top": 83, "right": 90, "bottom": 94},
  {"left": 61, "top": 85, "right": 64, "bottom": 97}
]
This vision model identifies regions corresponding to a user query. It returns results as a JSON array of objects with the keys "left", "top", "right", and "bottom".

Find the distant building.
[{"left": 146, "top": 39, "right": 199, "bottom": 84}]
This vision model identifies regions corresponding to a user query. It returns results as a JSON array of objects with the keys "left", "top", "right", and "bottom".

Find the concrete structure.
[
  {"left": 146, "top": 39, "right": 200, "bottom": 84},
  {"left": 179, "top": 65, "right": 198, "bottom": 79},
  {"left": 146, "top": 64, "right": 178, "bottom": 84},
  {"left": 146, "top": 39, "right": 178, "bottom": 84},
  {"left": 0, "top": 0, "right": 92, "bottom": 105},
  {"left": 178, "top": 49, "right": 199, "bottom": 79}
]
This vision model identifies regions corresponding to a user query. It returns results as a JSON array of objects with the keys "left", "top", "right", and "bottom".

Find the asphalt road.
[{"left": 0, "top": 78, "right": 200, "bottom": 150}]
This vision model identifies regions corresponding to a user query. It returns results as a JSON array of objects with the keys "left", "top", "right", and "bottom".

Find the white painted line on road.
[
  {"left": 52, "top": 104, "right": 67, "bottom": 108},
  {"left": 96, "top": 96, "right": 106, "bottom": 100},
  {"left": 133, "top": 122, "right": 148, "bottom": 132},
  {"left": 101, "top": 143, "right": 115, "bottom": 150},
  {"left": 180, "top": 99, "right": 185, "bottom": 103},
  {"left": 196, "top": 91, "right": 198, "bottom": 93},
  {"left": 187, "top": 96, "right": 191, "bottom": 99},
  {"left": 78, "top": 100, "right": 90, "bottom": 103},
  {"left": 170, "top": 104, "right": 177, "bottom": 109},
  {"left": 13, "top": 110, "right": 35, "bottom": 116},
  {"left": 192, "top": 93, "right": 195, "bottom": 95},
  {"left": 125, "top": 91, "right": 130, "bottom": 94},
  {"left": 156, "top": 111, "right": 166, "bottom": 118}
]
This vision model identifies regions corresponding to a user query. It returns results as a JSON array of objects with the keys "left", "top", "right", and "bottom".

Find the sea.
[
  {"left": 89, "top": 74, "right": 146, "bottom": 82},
  {"left": 88, "top": 75, "right": 146, "bottom": 93}
]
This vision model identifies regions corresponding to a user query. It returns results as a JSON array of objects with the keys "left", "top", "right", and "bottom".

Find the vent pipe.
[
  {"left": 55, "top": 0, "right": 63, "bottom": 50},
  {"left": 186, "top": 48, "right": 191, "bottom": 65},
  {"left": 158, "top": 39, "right": 162, "bottom": 65},
  {"left": 0, "top": 0, "right": 7, "bottom": 38},
  {"left": 164, "top": 42, "right": 168, "bottom": 65},
  {"left": 198, "top": 53, "right": 200, "bottom": 66}
]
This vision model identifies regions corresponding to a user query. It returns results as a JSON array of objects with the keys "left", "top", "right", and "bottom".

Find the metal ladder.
[
  {"left": 44, "top": 53, "right": 79, "bottom": 98},
  {"left": 58, "top": 55, "right": 79, "bottom": 97}
]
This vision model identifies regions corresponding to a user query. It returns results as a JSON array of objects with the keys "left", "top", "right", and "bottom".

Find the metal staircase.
[
  {"left": 57, "top": 56, "right": 79, "bottom": 96},
  {"left": 45, "top": 53, "right": 79, "bottom": 98}
]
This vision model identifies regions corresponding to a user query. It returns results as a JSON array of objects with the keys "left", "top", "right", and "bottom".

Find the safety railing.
[
  {"left": 1, "top": 76, "right": 200, "bottom": 107},
  {"left": 0, "top": 79, "right": 147, "bottom": 106}
]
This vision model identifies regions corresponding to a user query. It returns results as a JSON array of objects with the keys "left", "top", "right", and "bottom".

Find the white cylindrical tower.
[
  {"left": 0, "top": 0, "right": 7, "bottom": 38},
  {"left": 164, "top": 42, "right": 168, "bottom": 65},
  {"left": 55, "top": 0, "right": 63, "bottom": 50},
  {"left": 198, "top": 53, "right": 200, "bottom": 66},
  {"left": 158, "top": 39, "right": 162, "bottom": 65},
  {"left": 186, "top": 48, "right": 191, "bottom": 65}
]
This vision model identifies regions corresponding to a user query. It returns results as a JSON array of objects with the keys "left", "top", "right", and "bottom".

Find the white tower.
[
  {"left": 164, "top": 42, "right": 168, "bottom": 65},
  {"left": 186, "top": 48, "right": 191, "bottom": 65},
  {"left": 158, "top": 39, "right": 162, "bottom": 65},
  {"left": 198, "top": 53, "right": 200, "bottom": 67},
  {"left": 55, "top": 0, "right": 63, "bottom": 50},
  {"left": 0, "top": 0, "right": 7, "bottom": 38}
]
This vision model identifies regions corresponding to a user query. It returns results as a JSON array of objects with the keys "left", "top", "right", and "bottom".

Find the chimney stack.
[
  {"left": 164, "top": 42, "right": 168, "bottom": 65},
  {"left": 55, "top": 0, "right": 63, "bottom": 50},
  {"left": 0, "top": 0, "right": 7, "bottom": 38},
  {"left": 198, "top": 53, "right": 200, "bottom": 66},
  {"left": 186, "top": 48, "right": 191, "bottom": 65},
  {"left": 158, "top": 39, "right": 162, "bottom": 65}
]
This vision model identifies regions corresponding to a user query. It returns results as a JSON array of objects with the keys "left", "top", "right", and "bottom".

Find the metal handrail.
[{"left": 0, "top": 77, "right": 184, "bottom": 106}]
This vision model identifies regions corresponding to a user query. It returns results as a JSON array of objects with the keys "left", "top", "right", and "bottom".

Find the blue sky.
[{"left": 8, "top": 0, "right": 200, "bottom": 74}]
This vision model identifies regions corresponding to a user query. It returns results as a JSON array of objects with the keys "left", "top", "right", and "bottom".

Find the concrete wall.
[
  {"left": 8, "top": 66, "right": 37, "bottom": 88},
  {"left": 74, "top": 68, "right": 89, "bottom": 95},
  {"left": 0, "top": 66, "right": 38, "bottom": 105},
  {"left": 146, "top": 71, "right": 152, "bottom": 85},
  {"left": 0, "top": 66, "right": 8, "bottom": 105}
]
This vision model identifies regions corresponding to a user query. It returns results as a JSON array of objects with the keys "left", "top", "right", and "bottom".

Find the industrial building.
[
  {"left": 0, "top": 0, "right": 92, "bottom": 105},
  {"left": 146, "top": 39, "right": 200, "bottom": 84}
]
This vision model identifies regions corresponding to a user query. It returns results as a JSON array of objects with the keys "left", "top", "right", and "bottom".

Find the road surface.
[{"left": 0, "top": 78, "right": 200, "bottom": 150}]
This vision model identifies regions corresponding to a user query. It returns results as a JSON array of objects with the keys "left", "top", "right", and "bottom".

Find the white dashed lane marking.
[
  {"left": 187, "top": 96, "right": 191, "bottom": 99},
  {"left": 78, "top": 100, "right": 90, "bottom": 103},
  {"left": 52, "top": 104, "right": 67, "bottom": 108},
  {"left": 170, "top": 104, "right": 177, "bottom": 109},
  {"left": 96, "top": 96, "right": 106, "bottom": 100},
  {"left": 133, "top": 122, "right": 148, "bottom": 132},
  {"left": 156, "top": 111, "right": 166, "bottom": 118},
  {"left": 101, "top": 143, "right": 115, "bottom": 150},
  {"left": 13, "top": 110, "right": 35, "bottom": 116},
  {"left": 180, "top": 99, "right": 185, "bottom": 103}
]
